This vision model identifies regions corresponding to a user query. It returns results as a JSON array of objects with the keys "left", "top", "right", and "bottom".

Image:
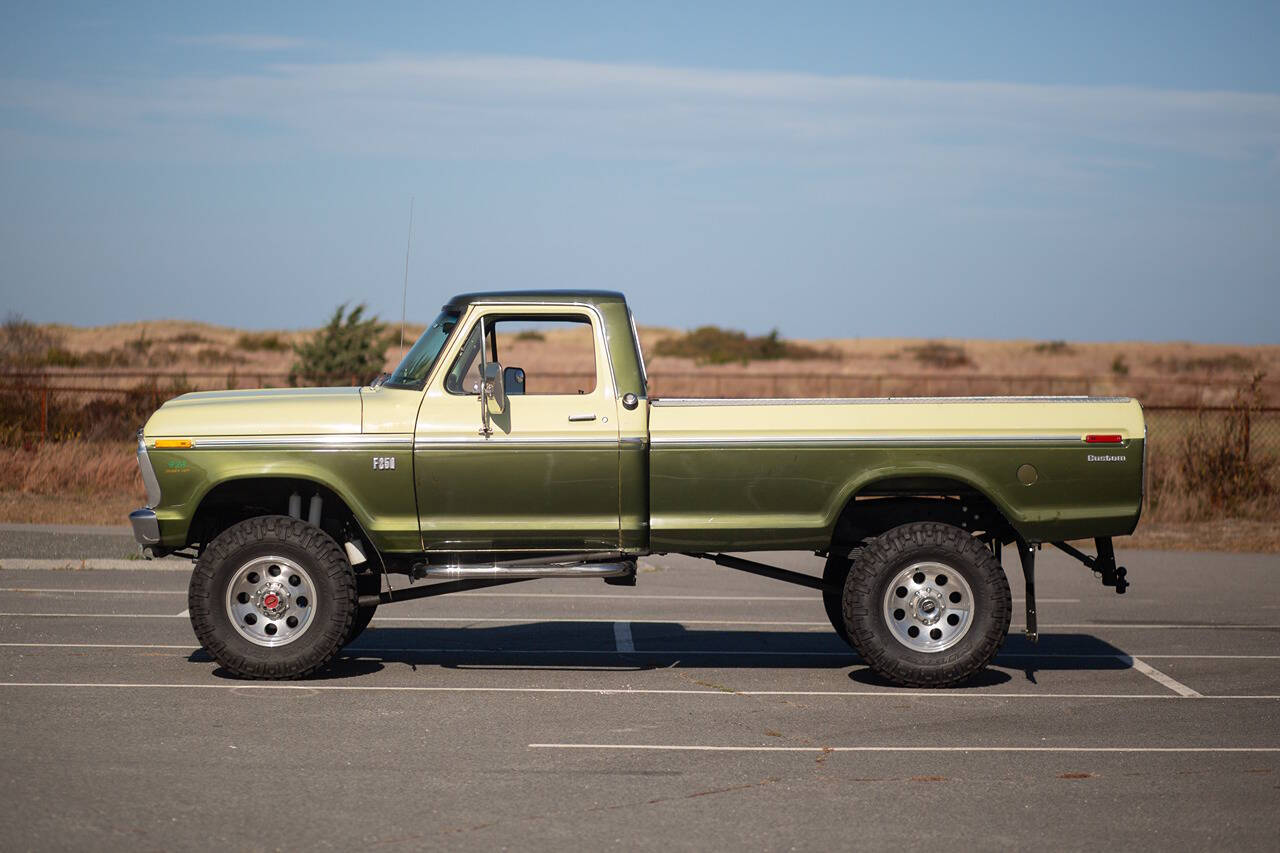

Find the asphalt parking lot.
[{"left": 0, "top": 529, "right": 1277, "bottom": 850}]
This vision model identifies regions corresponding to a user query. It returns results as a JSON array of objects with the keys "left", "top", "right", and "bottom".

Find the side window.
[
  {"left": 491, "top": 317, "right": 597, "bottom": 395},
  {"left": 444, "top": 314, "right": 598, "bottom": 396}
]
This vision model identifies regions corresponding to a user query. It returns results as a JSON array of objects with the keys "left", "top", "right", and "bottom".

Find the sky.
[{"left": 1, "top": 1, "right": 1277, "bottom": 343}]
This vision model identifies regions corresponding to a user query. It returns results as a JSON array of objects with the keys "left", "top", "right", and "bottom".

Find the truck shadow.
[{"left": 195, "top": 625, "right": 1138, "bottom": 687}]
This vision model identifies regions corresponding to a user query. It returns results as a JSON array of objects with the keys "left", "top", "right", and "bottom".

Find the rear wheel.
[
  {"left": 842, "top": 521, "right": 1010, "bottom": 687},
  {"left": 188, "top": 515, "right": 356, "bottom": 679}
]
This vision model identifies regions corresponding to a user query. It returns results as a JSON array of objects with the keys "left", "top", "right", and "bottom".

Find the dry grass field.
[
  {"left": 3, "top": 318, "right": 1278, "bottom": 550},
  {"left": 27, "top": 319, "right": 1280, "bottom": 403}
]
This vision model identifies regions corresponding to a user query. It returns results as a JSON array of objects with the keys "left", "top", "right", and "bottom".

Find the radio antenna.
[{"left": 400, "top": 196, "right": 414, "bottom": 350}]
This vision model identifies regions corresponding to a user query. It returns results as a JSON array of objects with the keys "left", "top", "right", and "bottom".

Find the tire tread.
[
  {"left": 842, "top": 521, "right": 1011, "bottom": 688},
  {"left": 188, "top": 515, "right": 356, "bottom": 679}
]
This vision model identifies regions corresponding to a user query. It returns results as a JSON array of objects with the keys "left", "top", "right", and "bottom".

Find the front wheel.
[
  {"left": 842, "top": 521, "right": 1010, "bottom": 687},
  {"left": 188, "top": 516, "right": 357, "bottom": 679}
]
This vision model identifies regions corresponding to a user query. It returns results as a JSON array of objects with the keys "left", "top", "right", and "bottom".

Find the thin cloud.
[
  {"left": 2, "top": 54, "right": 1277, "bottom": 188},
  {"left": 169, "top": 33, "right": 310, "bottom": 52}
]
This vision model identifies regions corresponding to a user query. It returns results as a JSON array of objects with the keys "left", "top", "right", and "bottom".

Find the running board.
[
  {"left": 416, "top": 560, "right": 635, "bottom": 581},
  {"left": 368, "top": 557, "right": 637, "bottom": 606}
]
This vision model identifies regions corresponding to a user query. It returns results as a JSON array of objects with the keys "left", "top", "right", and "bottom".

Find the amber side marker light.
[
  {"left": 1083, "top": 434, "right": 1123, "bottom": 444},
  {"left": 154, "top": 439, "right": 193, "bottom": 449}
]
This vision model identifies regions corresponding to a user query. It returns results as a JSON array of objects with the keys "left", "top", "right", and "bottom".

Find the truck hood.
[{"left": 144, "top": 387, "right": 362, "bottom": 438}]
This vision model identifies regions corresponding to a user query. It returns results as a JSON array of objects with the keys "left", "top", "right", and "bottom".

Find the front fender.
[{"left": 148, "top": 441, "right": 418, "bottom": 552}]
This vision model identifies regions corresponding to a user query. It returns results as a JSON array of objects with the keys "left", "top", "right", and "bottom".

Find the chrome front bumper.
[{"left": 129, "top": 508, "right": 160, "bottom": 546}]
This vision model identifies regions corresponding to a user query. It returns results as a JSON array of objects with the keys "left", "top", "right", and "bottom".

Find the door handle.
[{"left": 567, "top": 413, "right": 597, "bottom": 422}]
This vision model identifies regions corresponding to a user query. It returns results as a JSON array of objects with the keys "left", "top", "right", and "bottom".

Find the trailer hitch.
[{"left": 1051, "top": 538, "right": 1129, "bottom": 594}]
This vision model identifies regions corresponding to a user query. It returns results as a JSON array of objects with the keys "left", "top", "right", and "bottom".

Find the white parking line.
[
  {"left": 177, "top": 609, "right": 190, "bottom": 618},
  {"left": 0, "top": 588, "right": 186, "bottom": 595},
  {"left": 528, "top": 743, "right": 1280, "bottom": 753},
  {"left": 1, "top": 611, "right": 1277, "bottom": 630},
  {"left": 0, "top": 681, "right": 1276, "bottom": 699},
  {"left": 614, "top": 621, "right": 635, "bottom": 653},
  {"left": 0, "top": 587, "right": 1080, "bottom": 605},
  {"left": 1010, "top": 624, "right": 1280, "bottom": 630},
  {"left": 0, "top": 559, "right": 189, "bottom": 571},
  {"left": 1122, "top": 655, "right": 1203, "bottom": 697},
  {"left": 1, "top": 642, "right": 1277, "bottom": 661},
  {"left": 0, "top": 643, "right": 197, "bottom": 650}
]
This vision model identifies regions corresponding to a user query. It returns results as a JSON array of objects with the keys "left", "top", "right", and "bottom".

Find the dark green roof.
[{"left": 444, "top": 290, "right": 627, "bottom": 311}]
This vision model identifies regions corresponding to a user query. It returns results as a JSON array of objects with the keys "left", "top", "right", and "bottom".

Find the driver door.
[{"left": 413, "top": 306, "right": 621, "bottom": 553}]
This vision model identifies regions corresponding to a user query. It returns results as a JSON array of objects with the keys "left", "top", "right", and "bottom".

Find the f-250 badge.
[{"left": 372, "top": 456, "right": 396, "bottom": 470}]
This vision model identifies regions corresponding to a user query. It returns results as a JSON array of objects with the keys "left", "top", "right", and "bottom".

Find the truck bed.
[{"left": 647, "top": 395, "right": 1145, "bottom": 551}]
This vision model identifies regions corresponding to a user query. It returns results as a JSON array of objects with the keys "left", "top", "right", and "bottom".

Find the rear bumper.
[{"left": 129, "top": 508, "right": 160, "bottom": 546}]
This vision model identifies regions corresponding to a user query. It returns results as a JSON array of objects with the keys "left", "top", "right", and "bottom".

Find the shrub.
[
  {"left": 1111, "top": 354, "right": 1130, "bottom": 376},
  {"left": 167, "top": 331, "right": 211, "bottom": 344},
  {"left": 515, "top": 330, "right": 546, "bottom": 342},
  {"left": 905, "top": 341, "right": 971, "bottom": 369},
  {"left": 1178, "top": 373, "right": 1274, "bottom": 511},
  {"left": 128, "top": 331, "right": 151, "bottom": 355},
  {"left": 237, "top": 332, "right": 290, "bottom": 352},
  {"left": 0, "top": 377, "right": 196, "bottom": 446},
  {"left": 1032, "top": 340, "right": 1073, "bottom": 355},
  {"left": 1, "top": 314, "right": 59, "bottom": 367},
  {"left": 290, "top": 304, "right": 388, "bottom": 386},
  {"left": 195, "top": 347, "right": 245, "bottom": 366},
  {"left": 1153, "top": 353, "right": 1253, "bottom": 374},
  {"left": 653, "top": 326, "right": 836, "bottom": 365},
  {"left": 76, "top": 347, "right": 136, "bottom": 368},
  {"left": 42, "top": 347, "right": 82, "bottom": 368}
]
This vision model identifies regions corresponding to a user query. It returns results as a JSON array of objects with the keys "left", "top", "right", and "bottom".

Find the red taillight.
[{"left": 1084, "top": 434, "right": 1123, "bottom": 444}]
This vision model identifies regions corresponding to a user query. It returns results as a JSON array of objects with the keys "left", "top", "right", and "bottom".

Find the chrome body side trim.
[
  {"left": 129, "top": 508, "right": 160, "bottom": 545},
  {"left": 171, "top": 434, "right": 415, "bottom": 451},
  {"left": 650, "top": 434, "right": 1086, "bottom": 448},
  {"left": 136, "top": 430, "right": 161, "bottom": 507},
  {"left": 414, "top": 436, "right": 620, "bottom": 450},
  {"left": 651, "top": 396, "right": 1131, "bottom": 407}
]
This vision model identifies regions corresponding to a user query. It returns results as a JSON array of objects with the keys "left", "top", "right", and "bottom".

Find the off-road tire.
[
  {"left": 188, "top": 515, "right": 356, "bottom": 679},
  {"left": 842, "top": 521, "right": 1010, "bottom": 687},
  {"left": 822, "top": 548, "right": 862, "bottom": 646}
]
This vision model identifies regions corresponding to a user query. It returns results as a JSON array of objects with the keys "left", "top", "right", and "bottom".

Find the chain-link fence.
[{"left": 1142, "top": 404, "right": 1279, "bottom": 523}]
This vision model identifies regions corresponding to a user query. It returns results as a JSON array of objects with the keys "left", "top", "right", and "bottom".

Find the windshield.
[{"left": 384, "top": 310, "right": 460, "bottom": 388}]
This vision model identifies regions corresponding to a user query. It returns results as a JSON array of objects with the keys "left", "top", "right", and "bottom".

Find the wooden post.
[{"left": 41, "top": 388, "right": 48, "bottom": 440}]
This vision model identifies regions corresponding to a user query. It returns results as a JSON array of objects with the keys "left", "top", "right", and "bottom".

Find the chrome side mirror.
[
  {"left": 483, "top": 362, "right": 507, "bottom": 415},
  {"left": 479, "top": 361, "right": 507, "bottom": 437}
]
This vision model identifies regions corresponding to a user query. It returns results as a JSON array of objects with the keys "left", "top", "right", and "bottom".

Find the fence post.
[{"left": 41, "top": 388, "right": 48, "bottom": 440}]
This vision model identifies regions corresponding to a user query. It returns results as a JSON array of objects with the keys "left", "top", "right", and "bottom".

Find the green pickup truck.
[{"left": 131, "top": 290, "right": 1145, "bottom": 687}]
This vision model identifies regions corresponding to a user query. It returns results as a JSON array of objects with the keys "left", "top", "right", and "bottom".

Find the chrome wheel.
[
  {"left": 882, "top": 560, "right": 974, "bottom": 653},
  {"left": 225, "top": 555, "right": 317, "bottom": 647}
]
